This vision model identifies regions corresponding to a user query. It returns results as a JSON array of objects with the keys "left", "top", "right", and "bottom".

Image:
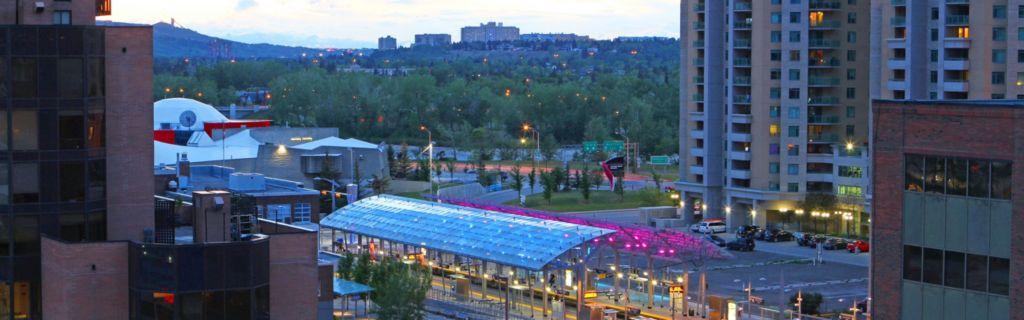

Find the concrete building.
[
  {"left": 413, "top": 33, "right": 451, "bottom": 47},
  {"left": 460, "top": 22, "right": 519, "bottom": 43},
  {"left": 878, "top": 0, "right": 1024, "bottom": 100},
  {"left": 377, "top": 35, "right": 397, "bottom": 50},
  {"left": 872, "top": 100, "right": 1016, "bottom": 319},
  {"left": 520, "top": 33, "right": 590, "bottom": 42},
  {"left": 677, "top": 0, "right": 872, "bottom": 236}
]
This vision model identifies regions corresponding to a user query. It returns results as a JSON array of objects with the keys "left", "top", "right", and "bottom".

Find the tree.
[
  {"left": 550, "top": 167, "right": 566, "bottom": 193},
  {"left": 649, "top": 168, "right": 662, "bottom": 190},
  {"left": 370, "top": 174, "right": 391, "bottom": 195},
  {"left": 314, "top": 153, "right": 341, "bottom": 213},
  {"left": 797, "top": 193, "right": 838, "bottom": 213},
  {"left": 353, "top": 159, "right": 363, "bottom": 186},
  {"left": 613, "top": 170, "right": 625, "bottom": 201},
  {"left": 590, "top": 168, "right": 604, "bottom": 190},
  {"left": 386, "top": 144, "right": 396, "bottom": 175},
  {"left": 415, "top": 157, "right": 430, "bottom": 182},
  {"left": 475, "top": 154, "right": 489, "bottom": 186},
  {"left": 528, "top": 166, "right": 537, "bottom": 193},
  {"left": 395, "top": 143, "right": 412, "bottom": 179},
  {"left": 510, "top": 162, "right": 525, "bottom": 201},
  {"left": 540, "top": 171, "right": 556, "bottom": 204},
  {"left": 372, "top": 258, "right": 432, "bottom": 320},
  {"left": 444, "top": 157, "right": 456, "bottom": 181},
  {"left": 579, "top": 168, "right": 592, "bottom": 202},
  {"left": 790, "top": 291, "right": 824, "bottom": 315},
  {"left": 540, "top": 135, "right": 559, "bottom": 161}
]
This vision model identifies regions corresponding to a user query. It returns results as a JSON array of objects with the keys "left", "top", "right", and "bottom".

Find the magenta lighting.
[{"left": 428, "top": 196, "right": 729, "bottom": 261}]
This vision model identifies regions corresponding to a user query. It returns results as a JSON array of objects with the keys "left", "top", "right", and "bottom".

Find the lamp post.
[
  {"left": 522, "top": 124, "right": 540, "bottom": 163},
  {"left": 313, "top": 177, "right": 342, "bottom": 212},
  {"left": 419, "top": 125, "right": 436, "bottom": 198}
]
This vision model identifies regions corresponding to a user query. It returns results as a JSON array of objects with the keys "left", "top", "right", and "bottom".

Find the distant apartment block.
[
  {"left": 677, "top": 0, "right": 872, "bottom": 236},
  {"left": 878, "top": 0, "right": 1024, "bottom": 100},
  {"left": 520, "top": 33, "right": 590, "bottom": 42},
  {"left": 378, "top": 35, "right": 397, "bottom": 50},
  {"left": 614, "top": 36, "right": 674, "bottom": 42},
  {"left": 414, "top": 33, "right": 452, "bottom": 47},
  {"left": 872, "top": 100, "right": 1016, "bottom": 320},
  {"left": 461, "top": 22, "right": 520, "bottom": 43}
]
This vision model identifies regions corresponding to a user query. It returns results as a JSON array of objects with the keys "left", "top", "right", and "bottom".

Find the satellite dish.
[{"left": 179, "top": 110, "right": 197, "bottom": 128}]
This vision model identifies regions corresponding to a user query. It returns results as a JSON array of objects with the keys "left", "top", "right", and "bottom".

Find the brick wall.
[
  {"left": 0, "top": 0, "right": 97, "bottom": 25},
  {"left": 872, "top": 101, "right": 1024, "bottom": 320},
  {"left": 269, "top": 232, "right": 319, "bottom": 319},
  {"left": 105, "top": 26, "right": 154, "bottom": 241},
  {"left": 40, "top": 237, "right": 129, "bottom": 320}
]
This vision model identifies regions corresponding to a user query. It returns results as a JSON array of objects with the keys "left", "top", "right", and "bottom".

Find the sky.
[{"left": 101, "top": 0, "right": 681, "bottom": 48}]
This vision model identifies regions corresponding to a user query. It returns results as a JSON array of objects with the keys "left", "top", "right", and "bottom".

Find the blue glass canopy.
[{"left": 319, "top": 195, "right": 616, "bottom": 271}]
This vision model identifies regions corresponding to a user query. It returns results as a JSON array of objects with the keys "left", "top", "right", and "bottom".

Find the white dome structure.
[{"left": 153, "top": 98, "right": 230, "bottom": 131}]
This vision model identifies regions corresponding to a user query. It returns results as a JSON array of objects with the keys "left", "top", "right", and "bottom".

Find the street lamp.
[
  {"left": 522, "top": 123, "right": 540, "bottom": 163},
  {"left": 313, "top": 177, "right": 342, "bottom": 212},
  {"left": 419, "top": 125, "right": 436, "bottom": 198}
]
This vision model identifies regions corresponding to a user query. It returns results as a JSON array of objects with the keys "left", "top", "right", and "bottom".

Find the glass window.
[
  {"left": 847, "top": 106, "right": 856, "bottom": 118},
  {"left": 946, "top": 158, "right": 967, "bottom": 196},
  {"left": 993, "top": 50, "right": 1006, "bottom": 63},
  {"left": 944, "top": 251, "right": 965, "bottom": 288},
  {"left": 58, "top": 58, "right": 83, "bottom": 98},
  {"left": 37, "top": 58, "right": 57, "bottom": 98},
  {"left": 771, "top": 12, "right": 782, "bottom": 24},
  {"left": 14, "top": 216, "right": 39, "bottom": 255},
  {"left": 839, "top": 166, "right": 863, "bottom": 178},
  {"left": 966, "top": 254, "right": 988, "bottom": 292},
  {"left": 770, "top": 106, "right": 781, "bottom": 118},
  {"left": 86, "top": 212, "right": 105, "bottom": 241},
  {"left": 994, "top": 28, "right": 1006, "bottom": 41},
  {"left": 905, "top": 154, "right": 924, "bottom": 191},
  {"left": 994, "top": 5, "right": 1007, "bottom": 19},
  {"left": 922, "top": 248, "right": 943, "bottom": 284},
  {"left": 0, "top": 165, "right": 7, "bottom": 205},
  {"left": 789, "top": 12, "right": 801, "bottom": 23},
  {"left": 993, "top": 72, "right": 1006, "bottom": 85},
  {"left": 59, "top": 111, "right": 84, "bottom": 150},
  {"left": 771, "top": 31, "right": 782, "bottom": 43},
  {"left": 770, "top": 50, "right": 781, "bottom": 61},
  {"left": 769, "top": 124, "right": 779, "bottom": 137},
  {"left": 770, "top": 144, "right": 779, "bottom": 155},
  {"left": 57, "top": 28, "right": 83, "bottom": 55},
  {"left": 924, "top": 156, "right": 945, "bottom": 194},
  {"left": 52, "top": 10, "right": 71, "bottom": 25},
  {"left": 789, "top": 69, "right": 800, "bottom": 81},
  {"left": 787, "top": 183, "right": 799, "bottom": 192},
  {"left": 847, "top": 31, "right": 857, "bottom": 43},
  {"left": 295, "top": 203, "right": 312, "bottom": 223},
  {"left": 11, "top": 110, "right": 38, "bottom": 151},
  {"left": 968, "top": 160, "right": 990, "bottom": 198},
  {"left": 11, "top": 58, "right": 36, "bottom": 98},
  {"left": 788, "top": 107, "right": 800, "bottom": 119},
  {"left": 988, "top": 257, "right": 1009, "bottom": 295},
  {"left": 87, "top": 58, "right": 104, "bottom": 97},
  {"left": 901, "top": 246, "right": 925, "bottom": 281},
  {"left": 789, "top": 31, "right": 801, "bottom": 42},
  {"left": 12, "top": 163, "right": 39, "bottom": 204},
  {"left": 60, "top": 162, "right": 85, "bottom": 202},
  {"left": 991, "top": 161, "right": 1012, "bottom": 199},
  {"left": 58, "top": 214, "right": 87, "bottom": 242},
  {"left": 769, "top": 162, "right": 780, "bottom": 173},
  {"left": 225, "top": 290, "right": 252, "bottom": 319},
  {"left": 788, "top": 126, "right": 799, "bottom": 137},
  {"left": 88, "top": 160, "right": 105, "bottom": 201},
  {"left": 788, "top": 164, "right": 799, "bottom": 175},
  {"left": 87, "top": 111, "right": 104, "bottom": 149},
  {"left": 787, "top": 144, "right": 799, "bottom": 156}
]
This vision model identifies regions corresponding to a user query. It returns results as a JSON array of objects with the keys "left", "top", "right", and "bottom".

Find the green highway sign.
[
  {"left": 583, "top": 141, "right": 599, "bottom": 153},
  {"left": 602, "top": 140, "right": 624, "bottom": 152},
  {"left": 650, "top": 155, "right": 670, "bottom": 165}
]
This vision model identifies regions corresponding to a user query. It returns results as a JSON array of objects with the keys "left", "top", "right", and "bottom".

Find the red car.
[{"left": 847, "top": 240, "right": 869, "bottom": 253}]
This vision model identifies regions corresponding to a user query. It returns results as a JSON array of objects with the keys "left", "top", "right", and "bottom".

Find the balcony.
[
  {"left": 692, "top": 93, "right": 705, "bottom": 102},
  {"left": 807, "top": 115, "right": 840, "bottom": 124},
  {"left": 734, "top": 39, "right": 751, "bottom": 48},
  {"left": 809, "top": 0, "right": 841, "bottom": 10},
  {"left": 808, "top": 57, "right": 841, "bottom": 68},
  {"left": 808, "top": 96, "right": 839, "bottom": 105},
  {"left": 733, "top": 76, "right": 751, "bottom": 86},
  {"left": 943, "top": 37, "right": 971, "bottom": 49},
  {"left": 694, "top": 3, "right": 705, "bottom": 12},
  {"left": 808, "top": 39, "right": 840, "bottom": 48},
  {"left": 945, "top": 15, "right": 969, "bottom": 25},
  {"left": 733, "top": 58, "right": 751, "bottom": 67},
  {"left": 887, "top": 58, "right": 907, "bottom": 69},
  {"left": 729, "top": 151, "right": 752, "bottom": 161},
  {"left": 729, "top": 132, "right": 752, "bottom": 142},
  {"left": 690, "top": 130, "right": 706, "bottom": 139},
  {"left": 733, "top": 95, "right": 752, "bottom": 104},
  {"left": 810, "top": 20, "right": 841, "bottom": 29},
  {"left": 730, "top": 114, "right": 752, "bottom": 124},
  {"left": 887, "top": 80, "right": 907, "bottom": 91},
  {"left": 729, "top": 169, "right": 752, "bottom": 180},
  {"left": 690, "top": 165, "right": 706, "bottom": 175},
  {"left": 943, "top": 81, "right": 969, "bottom": 92},
  {"left": 734, "top": 2, "right": 752, "bottom": 11},
  {"left": 734, "top": 21, "right": 753, "bottom": 29},
  {"left": 690, "top": 148, "right": 706, "bottom": 157},
  {"left": 693, "top": 58, "right": 704, "bottom": 66},
  {"left": 808, "top": 76, "right": 840, "bottom": 86},
  {"left": 886, "top": 38, "right": 907, "bottom": 49},
  {"left": 693, "top": 40, "right": 705, "bottom": 48},
  {"left": 96, "top": 0, "right": 112, "bottom": 16},
  {"left": 693, "top": 76, "right": 705, "bottom": 84},
  {"left": 890, "top": 16, "right": 906, "bottom": 27},
  {"left": 808, "top": 133, "right": 840, "bottom": 143},
  {"left": 694, "top": 22, "right": 705, "bottom": 30},
  {"left": 943, "top": 58, "right": 970, "bottom": 70}
]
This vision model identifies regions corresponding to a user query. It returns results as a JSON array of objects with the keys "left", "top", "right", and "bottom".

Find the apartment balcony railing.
[
  {"left": 693, "top": 94, "right": 705, "bottom": 102},
  {"left": 809, "top": 0, "right": 841, "bottom": 10},
  {"left": 694, "top": 22, "right": 705, "bottom": 30},
  {"left": 808, "top": 57, "right": 841, "bottom": 67},
  {"left": 733, "top": 58, "right": 751, "bottom": 66},
  {"left": 945, "top": 0, "right": 969, "bottom": 4},
  {"left": 734, "top": 39, "right": 751, "bottom": 48},
  {"left": 808, "top": 77, "right": 840, "bottom": 86},
  {"left": 733, "top": 76, "right": 751, "bottom": 85},
  {"left": 810, "top": 20, "right": 841, "bottom": 29},
  {"left": 891, "top": 16, "right": 906, "bottom": 26},
  {"left": 734, "top": 2, "right": 752, "bottom": 10},
  {"left": 808, "top": 115, "right": 840, "bottom": 124},
  {"left": 946, "top": 15, "right": 969, "bottom": 25},
  {"left": 733, "top": 95, "right": 752, "bottom": 104},
  {"left": 808, "top": 96, "right": 840, "bottom": 105},
  {"left": 693, "top": 58, "right": 704, "bottom": 66},
  {"left": 892, "top": 0, "right": 906, "bottom": 5},
  {"left": 809, "top": 133, "right": 841, "bottom": 143},
  {"left": 734, "top": 21, "right": 753, "bottom": 29},
  {"left": 693, "top": 40, "right": 705, "bottom": 47},
  {"left": 808, "top": 39, "right": 840, "bottom": 48}
]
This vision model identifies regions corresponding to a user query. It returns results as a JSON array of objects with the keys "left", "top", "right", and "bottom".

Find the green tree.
[
  {"left": 510, "top": 162, "right": 525, "bottom": 201},
  {"left": 613, "top": 170, "right": 625, "bottom": 201},
  {"left": 395, "top": 143, "right": 412, "bottom": 179},
  {"left": 313, "top": 153, "right": 341, "bottom": 213},
  {"left": 540, "top": 171, "right": 556, "bottom": 204},
  {"left": 415, "top": 157, "right": 430, "bottom": 182},
  {"left": 444, "top": 157, "right": 456, "bottom": 181},
  {"left": 370, "top": 174, "right": 391, "bottom": 195},
  {"left": 649, "top": 168, "right": 662, "bottom": 190},
  {"left": 528, "top": 166, "right": 537, "bottom": 193},
  {"left": 790, "top": 292, "right": 824, "bottom": 315},
  {"left": 578, "top": 168, "right": 592, "bottom": 202}
]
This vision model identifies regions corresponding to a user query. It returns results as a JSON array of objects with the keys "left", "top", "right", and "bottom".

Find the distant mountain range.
[{"left": 99, "top": 21, "right": 336, "bottom": 58}]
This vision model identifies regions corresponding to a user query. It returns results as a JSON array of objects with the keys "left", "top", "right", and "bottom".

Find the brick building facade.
[{"left": 873, "top": 100, "right": 1020, "bottom": 320}]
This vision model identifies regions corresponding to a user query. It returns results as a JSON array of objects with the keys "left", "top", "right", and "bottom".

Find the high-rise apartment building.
[
  {"left": 878, "top": 0, "right": 1024, "bottom": 100},
  {"left": 872, "top": 100, "right": 1016, "bottom": 319},
  {"left": 414, "top": 33, "right": 452, "bottom": 47},
  {"left": 677, "top": 0, "right": 872, "bottom": 236},
  {"left": 460, "top": 22, "right": 519, "bottom": 43},
  {"left": 378, "top": 35, "right": 397, "bottom": 50}
]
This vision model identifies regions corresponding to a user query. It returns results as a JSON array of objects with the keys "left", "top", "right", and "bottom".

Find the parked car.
[
  {"left": 807, "top": 235, "right": 828, "bottom": 248},
  {"left": 689, "top": 223, "right": 702, "bottom": 233},
  {"left": 703, "top": 234, "right": 727, "bottom": 247},
  {"left": 847, "top": 240, "right": 870, "bottom": 253},
  {"left": 798, "top": 234, "right": 826, "bottom": 247},
  {"left": 822, "top": 238, "right": 849, "bottom": 250},
  {"left": 735, "top": 225, "right": 761, "bottom": 238},
  {"left": 763, "top": 229, "right": 794, "bottom": 242},
  {"left": 795, "top": 233, "right": 813, "bottom": 247},
  {"left": 726, "top": 237, "right": 756, "bottom": 251},
  {"left": 698, "top": 220, "right": 728, "bottom": 234}
]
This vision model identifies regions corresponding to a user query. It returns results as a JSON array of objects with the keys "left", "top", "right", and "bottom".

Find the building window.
[
  {"left": 993, "top": 50, "right": 1006, "bottom": 63},
  {"left": 847, "top": 69, "right": 856, "bottom": 80},
  {"left": 906, "top": 154, "right": 1012, "bottom": 199},
  {"left": 771, "top": 50, "right": 781, "bottom": 61},
  {"left": 787, "top": 126, "right": 799, "bottom": 137},
  {"left": 787, "top": 144, "right": 799, "bottom": 156},
  {"left": 769, "top": 162, "right": 780, "bottom": 173},
  {"left": 930, "top": 28, "right": 938, "bottom": 41},
  {"left": 771, "top": 88, "right": 781, "bottom": 99},
  {"left": 1018, "top": 28, "right": 1024, "bottom": 41},
  {"left": 771, "top": 12, "right": 782, "bottom": 24},
  {"left": 931, "top": 8, "right": 938, "bottom": 20},
  {"left": 994, "top": 5, "right": 1007, "bottom": 19},
  {"left": 266, "top": 204, "right": 292, "bottom": 223},
  {"left": 930, "top": 71, "right": 938, "bottom": 83},
  {"left": 769, "top": 182, "right": 780, "bottom": 191},
  {"left": 923, "top": 248, "right": 944, "bottom": 284},
  {"left": 989, "top": 257, "right": 1010, "bottom": 295},
  {"left": 789, "top": 31, "right": 801, "bottom": 42},
  {"left": 770, "top": 106, "right": 781, "bottom": 118},
  {"left": 771, "top": 31, "right": 782, "bottom": 43},
  {"left": 769, "top": 124, "right": 780, "bottom": 137},
  {"left": 771, "top": 69, "right": 781, "bottom": 80},
  {"left": 789, "top": 50, "right": 800, "bottom": 61},
  {"left": 787, "top": 107, "right": 800, "bottom": 119},
  {"left": 993, "top": 27, "right": 1006, "bottom": 41},
  {"left": 966, "top": 254, "right": 988, "bottom": 292},
  {"left": 847, "top": 50, "right": 856, "bottom": 61},
  {"left": 787, "top": 183, "right": 799, "bottom": 192},
  {"left": 944, "top": 251, "right": 965, "bottom": 288},
  {"left": 847, "top": 12, "right": 856, "bottom": 24},
  {"left": 846, "top": 87, "right": 856, "bottom": 99},
  {"left": 770, "top": 143, "right": 780, "bottom": 155},
  {"left": 294, "top": 203, "right": 312, "bottom": 223},
  {"left": 838, "top": 166, "right": 862, "bottom": 178},
  {"left": 790, "top": 12, "right": 801, "bottom": 23},
  {"left": 788, "top": 88, "right": 800, "bottom": 99},
  {"left": 1020, "top": 5, "right": 1024, "bottom": 18},
  {"left": 787, "top": 164, "right": 799, "bottom": 175},
  {"left": 847, "top": 31, "right": 857, "bottom": 43},
  {"left": 993, "top": 72, "right": 1006, "bottom": 85},
  {"left": 1018, "top": 50, "right": 1024, "bottom": 63},
  {"left": 52, "top": 10, "right": 71, "bottom": 25},
  {"left": 837, "top": 185, "right": 862, "bottom": 196},
  {"left": 846, "top": 106, "right": 855, "bottom": 118},
  {"left": 846, "top": 125, "right": 855, "bottom": 137},
  {"left": 930, "top": 50, "right": 938, "bottom": 62},
  {"left": 788, "top": 69, "right": 800, "bottom": 81}
]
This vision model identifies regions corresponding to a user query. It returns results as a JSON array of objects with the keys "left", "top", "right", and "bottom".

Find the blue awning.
[
  {"left": 319, "top": 195, "right": 616, "bottom": 271},
  {"left": 334, "top": 278, "right": 373, "bottom": 296}
]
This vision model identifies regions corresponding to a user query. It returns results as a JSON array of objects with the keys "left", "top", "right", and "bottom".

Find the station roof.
[
  {"left": 292, "top": 136, "right": 380, "bottom": 151},
  {"left": 319, "top": 195, "right": 616, "bottom": 271},
  {"left": 334, "top": 278, "right": 373, "bottom": 296}
]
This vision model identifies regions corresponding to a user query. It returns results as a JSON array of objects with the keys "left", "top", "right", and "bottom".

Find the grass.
[
  {"left": 505, "top": 190, "right": 675, "bottom": 212},
  {"left": 392, "top": 182, "right": 462, "bottom": 200}
]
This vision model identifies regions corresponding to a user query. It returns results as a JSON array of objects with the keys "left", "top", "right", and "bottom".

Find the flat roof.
[
  {"left": 319, "top": 195, "right": 616, "bottom": 271},
  {"left": 873, "top": 99, "right": 1024, "bottom": 107},
  {"left": 334, "top": 278, "right": 373, "bottom": 296},
  {"left": 182, "top": 165, "right": 319, "bottom": 197}
]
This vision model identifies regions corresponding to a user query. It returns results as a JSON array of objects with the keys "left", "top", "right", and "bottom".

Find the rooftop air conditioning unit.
[{"left": 34, "top": 2, "right": 45, "bottom": 13}]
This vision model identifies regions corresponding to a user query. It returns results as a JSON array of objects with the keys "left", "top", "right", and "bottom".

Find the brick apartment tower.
[
  {"left": 873, "top": 100, "right": 1017, "bottom": 320},
  {"left": 677, "top": 0, "right": 872, "bottom": 235},
  {"left": 0, "top": 0, "right": 153, "bottom": 318}
]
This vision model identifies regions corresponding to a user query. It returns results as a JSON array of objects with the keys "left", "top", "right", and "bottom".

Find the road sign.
[
  {"left": 669, "top": 285, "right": 685, "bottom": 294},
  {"left": 582, "top": 141, "right": 599, "bottom": 153},
  {"left": 603, "top": 140, "right": 624, "bottom": 152},
  {"left": 650, "top": 155, "right": 670, "bottom": 165}
]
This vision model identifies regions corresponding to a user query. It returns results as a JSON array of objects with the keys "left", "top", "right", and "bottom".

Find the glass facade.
[
  {"left": 129, "top": 237, "right": 271, "bottom": 320},
  {"left": 0, "top": 25, "right": 107, "bottom": 319}
]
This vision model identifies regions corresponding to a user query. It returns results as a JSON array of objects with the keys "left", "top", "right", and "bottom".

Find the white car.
[
  {"left": 697, "top": 221, "right": 727, "bottom": 234},
  {"left": 689, "top": 223, "right": 702, "bottom": 233}
]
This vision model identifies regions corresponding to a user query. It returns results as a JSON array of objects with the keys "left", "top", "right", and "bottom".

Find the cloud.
[{"left": 236, "top": 0, "right": 257, "bottom": 11}]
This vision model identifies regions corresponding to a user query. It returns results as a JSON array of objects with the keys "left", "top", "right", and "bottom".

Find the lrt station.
[{"left": 319, "top": 195, "right": 733, "bottom": 320}]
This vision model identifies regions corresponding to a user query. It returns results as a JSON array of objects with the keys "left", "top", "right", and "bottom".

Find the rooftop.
[
  {"left": 171, "top": 165, "right": 318, "bottom": 198},
  {"left": 319, "top": 195, "right": 616, "bottom": 271},
  {"left": 873, "top": 99, "right": 1024, "bottom": 107}
]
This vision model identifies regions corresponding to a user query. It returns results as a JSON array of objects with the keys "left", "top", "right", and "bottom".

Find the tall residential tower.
[{"left": 678, "top": 0, "right": 872, "bottom": 236}]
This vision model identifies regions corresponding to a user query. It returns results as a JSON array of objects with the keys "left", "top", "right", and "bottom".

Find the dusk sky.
[{"left": 100, "top": 0, "right": 681, "bottom": 48}]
